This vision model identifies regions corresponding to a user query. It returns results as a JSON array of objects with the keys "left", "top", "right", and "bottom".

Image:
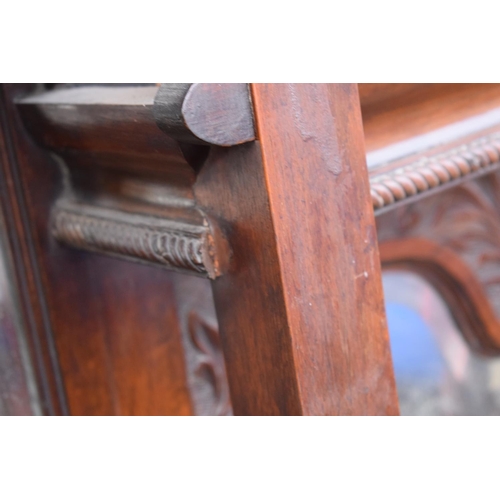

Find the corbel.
[{"left": 16, "top": 84, "right": 256, "bottom": 279}]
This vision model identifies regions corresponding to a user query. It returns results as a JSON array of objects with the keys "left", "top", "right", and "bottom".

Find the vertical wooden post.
[{"left": 195, "top": 84, "right": 399, "bottom": 415}]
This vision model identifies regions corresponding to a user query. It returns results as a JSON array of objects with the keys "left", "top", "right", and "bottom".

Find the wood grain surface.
[
  {"left": 2, "top": 84, "right": 201, "bottom": 415},
  {"left": 195, "top": 84, "right": 399, "bottom": 415}
]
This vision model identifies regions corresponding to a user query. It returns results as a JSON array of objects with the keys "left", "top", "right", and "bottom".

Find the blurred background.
[{"left": 384, "top": 271, "right": 500, "bottom": 415}]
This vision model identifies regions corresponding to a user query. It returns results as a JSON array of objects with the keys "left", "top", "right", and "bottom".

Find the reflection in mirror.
[
  {"left": 0, "top": 210, "right": 40, "bottom": 415},
  {"left": 384, "top": 271, "right": 500, "bottom": 416}
]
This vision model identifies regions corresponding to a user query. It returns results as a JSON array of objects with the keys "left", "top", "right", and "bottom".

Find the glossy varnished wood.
[
  {"left": 16, "top": 85, "right": 230, "bottom": 278},
  {"left": 195, "top": 84, "right": 399, "bottom": 415},
  {"left": 0, "top": 85, "right": 67, "bottom": 415},
  {"left": 2, "top": 84, "right": 209, "bottom": 415},
  {"left": 360, "top": 83, "right": 500, "bottom": 154},
  {"left": 16, "top": 82, "right": 500, "bottom": 416}
]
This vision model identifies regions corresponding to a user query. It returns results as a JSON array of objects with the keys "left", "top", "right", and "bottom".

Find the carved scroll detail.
[
  {"left": 51, "top": 202, "right": 224, "bottom": 279},
  {"left": 187, "top": 312, "right": 232, "bottom": 416},
  {"left": 377, "top": 173, "right": 500, "bottom": 353},
  {"left": 371, "top": 134, "right": 500, "bottom": 211}
]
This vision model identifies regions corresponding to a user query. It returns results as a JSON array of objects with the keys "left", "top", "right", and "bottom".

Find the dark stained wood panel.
[
  {"left": 2, "top": 84, "right": 197, "bottom": 415},
  {"left": 0, "top": 85, "right": 67, "bottom": 415}
]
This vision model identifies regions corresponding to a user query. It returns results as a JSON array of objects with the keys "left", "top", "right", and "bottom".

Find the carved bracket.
[{"left": 15, "top": 84, "right": 254, "bottom": 278}]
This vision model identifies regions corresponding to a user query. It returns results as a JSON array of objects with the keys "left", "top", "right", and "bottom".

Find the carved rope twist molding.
[
  {"left": 371, "top": 133, "right": 500, "bottom": 211},
  {"left": 52, "top": 206, "right": 217, "bottom": 278}
]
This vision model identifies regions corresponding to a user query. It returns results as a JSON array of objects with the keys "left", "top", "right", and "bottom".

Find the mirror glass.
[{"left": 384, "top": 271, "right": 500, "bottom": 415}]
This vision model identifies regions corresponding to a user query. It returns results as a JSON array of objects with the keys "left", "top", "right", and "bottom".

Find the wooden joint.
[{"left": 15, "top": 84, "right": 237, "bottom": 278}]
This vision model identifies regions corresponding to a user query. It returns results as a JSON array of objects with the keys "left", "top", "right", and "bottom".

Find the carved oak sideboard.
[{"left": 1, "top": 83, "right": 500, "bottom": 415}]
